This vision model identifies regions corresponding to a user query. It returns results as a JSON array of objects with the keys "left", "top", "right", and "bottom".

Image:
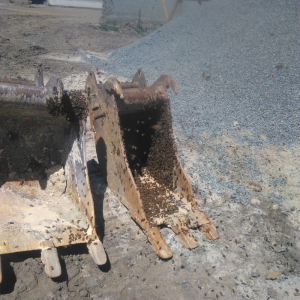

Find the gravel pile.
[{"left": 82, "top": 0, "right": 299, "bottom": 205}]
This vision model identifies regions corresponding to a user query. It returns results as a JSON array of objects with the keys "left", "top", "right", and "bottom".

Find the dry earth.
[{"left": 0, "top": 2, "right": 299, "bottom": 300}]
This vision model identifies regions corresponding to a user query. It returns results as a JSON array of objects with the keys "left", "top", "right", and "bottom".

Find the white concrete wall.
[
  {"left": 48, "top": 0, "right": 102, "bottom": 9},
  {"left": 102, "top": 0, "right": 203, "bottom": 24}
]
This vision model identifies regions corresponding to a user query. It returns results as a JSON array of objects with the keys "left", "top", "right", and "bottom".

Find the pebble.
[
  {"left": 79, "top": 290, "right": 89, "bottom": 297},
  {"left": 75, "top": 260, "right": 81, "bottom": 266},
  {"left": 266, "top": 272, "right": 279, "bottom": 280},
  {"left": 251, "top": 270, "right": 260, "bottom": 278},
  {"left": 250, "top": 198, "right": 260, "bottom": 206}
]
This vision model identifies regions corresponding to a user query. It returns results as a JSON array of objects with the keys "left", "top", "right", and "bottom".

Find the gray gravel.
[{"left": 83, "top": 0, "right": 299, "bottom": 206}]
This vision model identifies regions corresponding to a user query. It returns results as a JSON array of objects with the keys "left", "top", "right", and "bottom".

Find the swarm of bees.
[
  {"left": 46, "top": 90, "right": 88, "bottom": 123},
  {"left": 119, "top": 102, "right": 178, "bottom": 225}
]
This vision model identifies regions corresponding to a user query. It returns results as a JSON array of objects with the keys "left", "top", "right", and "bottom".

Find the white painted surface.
[{"left": 48, "top": 0, "right": 102, "bottom": 9}]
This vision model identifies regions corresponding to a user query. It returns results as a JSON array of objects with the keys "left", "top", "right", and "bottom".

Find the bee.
[{"left": 152, "top": 124, "right": 161, "bottom": 130}]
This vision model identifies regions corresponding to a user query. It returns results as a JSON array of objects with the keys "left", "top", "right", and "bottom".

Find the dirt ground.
[
  {"left": 0, "top": 3, "right": 161, "bottom": 81},
  {"left": 0, "top": 2, "right": 299, "bottom": 300}
]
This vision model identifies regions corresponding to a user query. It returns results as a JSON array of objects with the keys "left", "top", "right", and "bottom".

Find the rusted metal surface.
[
  {"left": 86, "top": 69, "right": 218, "bottom": 259},
  {"left": 117, "top": 85, "right": 169, "bottom": 115},
  {"left": 117, "top": 69, "right": 148, "bottom": 90},
  {"left": 0, "top": 69, "right": 106, "bottom": 283},
  {"left": 0, "top": 71, "right": 63, "bottom": 106},
  {"left": 119, "top": 82, "right": 139, "bottom": 89},
  {"left": 0, "top": 77, "right": 36, "bottom": 86}
]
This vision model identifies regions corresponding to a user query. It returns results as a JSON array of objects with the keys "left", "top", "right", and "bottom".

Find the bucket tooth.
[
  {"left": 119, "top": 69, "right": 148, "bottom": 89},
  {"left": 148, "top": 227, "right": 173, "bottom": 259},
  {"left": 88, "top": 239, "right": 107, "bottom": 265},
  {"left": 0, "top": 68, "right": 106, "bottom": 281},
  {"left": 86, "top": 69, "right": 218, "bottom": 258},
  {"left": 131, "top": 68, "right": 148, "bottom": 88},
  {"left": 41, "top": 247, "right": 61, "bottom": 278},
  {"left": 35, "top": 66, "right": 44, "bottom": 87},
  {"left": 169, "top": 218, "right": 199, "bottom": 249},
  {"left": 151, "top": 74, "right": 178, "bottom": 94},
  {"left": 199, "top": 222, "right": 219, "bottom": 240},
  {"left": 176, "top": 226, "right": 199, "bottom": 249}
]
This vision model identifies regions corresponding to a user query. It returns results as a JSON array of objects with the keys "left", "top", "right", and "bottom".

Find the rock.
[
  {"left": 250, "top": 198, "right": 260, "bottom": 206},
  {"left": 233, "top": 121, "right": 239, "bottom": 128},
  {"left": 266, "top": 272, "right": 279, "bottom": 280},
  {"left": 75, "top": 260, "right": 81, "bottom": 266},
  {"left": 85, "top": 276, "right": 101, "bottom": 291},
  {"left": 251, "top": 270, "right": 260, "bottom": 278},
  {"left": 290, "top": 206, "right": 296, "bottom": 211},
  {"left": 80, "top": 290, "right": 89, "bottom": 297},
  {"left": 268, "top": 287, "right": 277, "bottom": 298}
]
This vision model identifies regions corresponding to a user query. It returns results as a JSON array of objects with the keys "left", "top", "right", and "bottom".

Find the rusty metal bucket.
[
  {"left": 86, "top": 69, "right": 218, "bottom": 259},
  {"left": 0, "top": 68, "right": 106, "bottom": 283}
]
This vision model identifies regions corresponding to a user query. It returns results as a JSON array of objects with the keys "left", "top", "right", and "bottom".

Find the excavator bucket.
[
  {"left": 86, "top": 69, "right": 218, "bottom": 259},
  {"left": 0, "top": 68, "right": 106, "bottom": 283}
]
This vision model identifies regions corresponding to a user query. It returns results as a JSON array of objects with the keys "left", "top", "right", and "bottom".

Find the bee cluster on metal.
[
  {"left": 120, "top": 100, "right": 179, "bottom": 225},
  {"left": 46, "top": 90, "right": 88, "bottom": 123}
]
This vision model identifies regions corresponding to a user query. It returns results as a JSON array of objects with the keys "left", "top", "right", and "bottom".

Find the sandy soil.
[{"left": 0, "top": 2, "right": 299, "bottom": 300}]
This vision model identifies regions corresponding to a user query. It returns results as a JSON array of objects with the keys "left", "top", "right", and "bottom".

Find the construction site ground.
[{"left": 0, "top": 1, "right": 299, "bottom": 300}]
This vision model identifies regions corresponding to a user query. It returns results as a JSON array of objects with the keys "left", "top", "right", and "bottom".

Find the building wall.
[{"left": 102, "top": 0, "right": 203, "bottom": 24}]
